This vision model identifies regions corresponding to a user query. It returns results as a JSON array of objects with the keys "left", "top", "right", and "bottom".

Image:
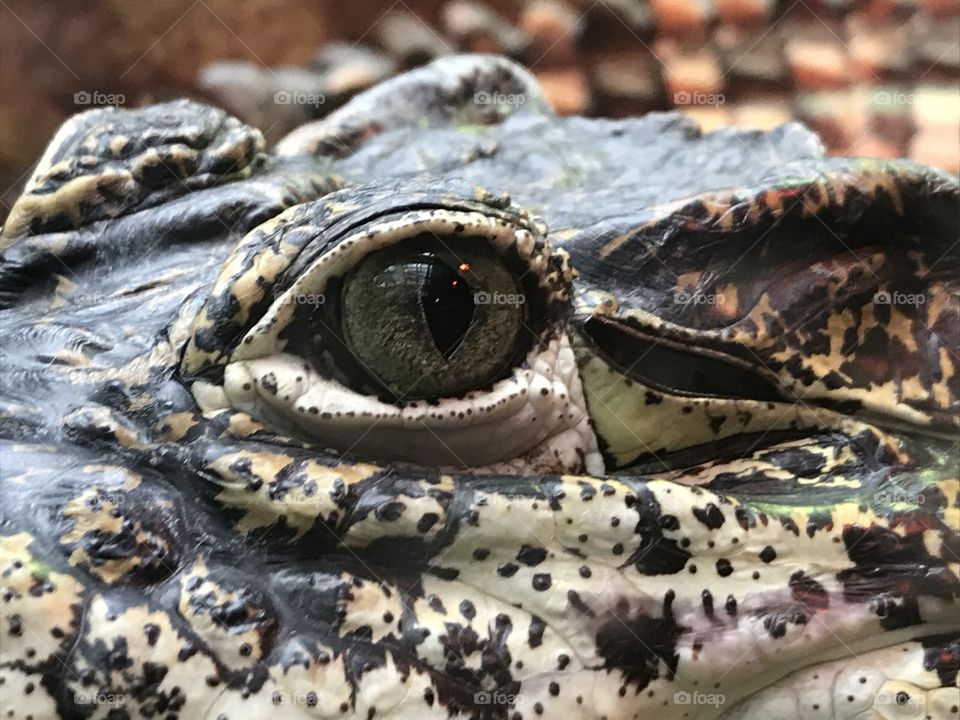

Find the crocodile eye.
[
  {"left": 182, "top": 182, "right": 601, "bottom": 473},
  {"left": 338, "top": 237, "right": 526, "bottom": 399}
]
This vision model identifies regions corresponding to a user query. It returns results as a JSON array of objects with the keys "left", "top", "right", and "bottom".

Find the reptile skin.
[{"left": 1, "top": 55, "right": 957, "bottom": 720}]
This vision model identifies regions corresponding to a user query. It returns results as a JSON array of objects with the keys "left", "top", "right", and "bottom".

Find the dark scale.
[
  {"left": 702, "top": 590, "right": 715, "bottom": 618},
  {"left": 725, "top": 595, "right": 738, "bottom": 616},
  {"left": 716, "top": 559, "right": 733, "bottom": 577}
]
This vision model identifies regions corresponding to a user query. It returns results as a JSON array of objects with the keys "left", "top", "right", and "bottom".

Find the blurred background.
[{"left": 1, "top": 0, "right": 958, "bottom": 215}]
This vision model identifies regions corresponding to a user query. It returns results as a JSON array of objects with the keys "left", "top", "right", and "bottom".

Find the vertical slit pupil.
[{"left": 419, "top": 258, "right": 474, "bottom": 359}]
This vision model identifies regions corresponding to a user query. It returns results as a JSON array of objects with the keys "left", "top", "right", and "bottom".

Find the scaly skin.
[{"left": 1, "top": 55, "right": 957, "bottom": 720}]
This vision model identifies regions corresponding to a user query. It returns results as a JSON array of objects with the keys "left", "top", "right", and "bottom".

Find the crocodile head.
[{"left": 1, "top": 55, "right": 957, "bottom": 720}]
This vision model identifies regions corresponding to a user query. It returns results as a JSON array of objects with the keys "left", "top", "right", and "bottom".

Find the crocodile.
[{"left": 0, "top": 55, "right": 957, "bottom": 720}]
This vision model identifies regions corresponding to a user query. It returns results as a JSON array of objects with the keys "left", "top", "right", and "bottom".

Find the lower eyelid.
[
  {"left": 227, "top": 353, "right": 536, "bottom": 423},
  {"left": 218, "top": 340, "right": 594, "bottom": 471}
]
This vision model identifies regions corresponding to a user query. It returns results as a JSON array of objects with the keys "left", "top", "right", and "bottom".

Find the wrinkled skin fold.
[{"left": 0, "top": 56, "right": 957, "bottom": 719}]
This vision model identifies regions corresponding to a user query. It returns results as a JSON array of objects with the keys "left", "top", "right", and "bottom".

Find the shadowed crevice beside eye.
[{"left": 584, "top": 315, "right": 784, "bottom": 402}]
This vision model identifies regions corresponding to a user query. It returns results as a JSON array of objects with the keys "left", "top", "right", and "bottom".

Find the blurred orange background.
[{"left": 1, "top": 0, "right": 957, "bottom": 215}]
